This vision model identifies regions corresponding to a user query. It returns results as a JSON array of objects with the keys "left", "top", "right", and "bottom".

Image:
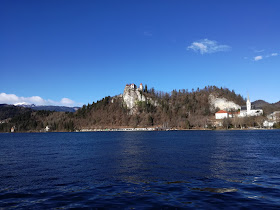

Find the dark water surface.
[{"left": 1, "top": 130, "right": 280, "bottom": 209}]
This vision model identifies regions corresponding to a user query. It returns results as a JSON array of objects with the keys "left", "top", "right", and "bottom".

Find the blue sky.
[{"left": 1, "top": 0, "right": 280, "bottom": 106}]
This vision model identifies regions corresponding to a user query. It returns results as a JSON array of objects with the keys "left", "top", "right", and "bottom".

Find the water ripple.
[{"left": 1, "top": 130, "right": 280, "bottom": 208}]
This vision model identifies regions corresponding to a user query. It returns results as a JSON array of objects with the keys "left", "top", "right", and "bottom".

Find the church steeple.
[{"left": 246, "top": 93, "right": 251, "bottom": 113}]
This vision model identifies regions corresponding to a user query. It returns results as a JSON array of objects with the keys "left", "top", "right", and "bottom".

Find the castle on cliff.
[
  {"left": 125, "top": 83, "right": 143, "bottom": 91},
  {"left": 123, "top": 83, "right": 145, "bottom": 110}
]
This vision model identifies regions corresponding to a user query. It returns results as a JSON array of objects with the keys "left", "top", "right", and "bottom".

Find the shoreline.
[{"left": 1, "top": 127, "right": 278, "bottom": 134}]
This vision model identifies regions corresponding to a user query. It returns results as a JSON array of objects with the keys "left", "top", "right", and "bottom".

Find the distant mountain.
[
  {"left": 252, "top": 100, "right": 270, "bottom": 107},
  {"left": 274, "top": 101, "right": 280, "bottom": 106},
  {"left": 0, "top": 104, "right": 80, "bottom": 121},
  {"left": 14, "top": 103, "right": 36, "bottom": 107},
  {"left": 14, "top": 104, "right": 80, "bottom": 112},
  {"left": 252, "top": 100, "right": 280, "bottom": 114},
  {"left": 31, "top": 106, "right": 80, "bottom": 112}
]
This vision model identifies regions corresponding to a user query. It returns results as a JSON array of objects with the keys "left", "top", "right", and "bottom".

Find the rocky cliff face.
[
  {"left": 123, "top": 84, "right": 146, "bottom": 110},
  {"left": 209, "top": 94, "right": 241, "bottom": 112}
]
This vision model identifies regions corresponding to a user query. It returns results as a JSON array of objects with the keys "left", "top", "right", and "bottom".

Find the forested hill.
[
  {"left": 72, "top": 85, "right": 245, "bottom": 129},
  {"left": 0, "top": 104, "right": 31, "bottom": 121},
  {"left": 252, "top": 100, "right": 280, "bottom": 115},
  {"left": 0, "top": 85, "right": 248, "bottom": 132}
]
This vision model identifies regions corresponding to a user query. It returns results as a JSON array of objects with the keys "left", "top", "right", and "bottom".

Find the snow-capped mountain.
[
  {"left": 14, "top": 103, "right": 36, "bottom": 108},
  {"left": 13, "top": 103, "right": 79, "bottom": 112}
]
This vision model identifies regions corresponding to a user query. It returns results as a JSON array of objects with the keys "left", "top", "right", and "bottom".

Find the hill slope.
[
  {"left": 252, "top": 100, "right": 280, "bottom": 114},
  {"left": 0, "top": 104, "right": 31, "bottom": 120},
  {"left": 2, "top": 84, "right": 279, "bottom": 132}
]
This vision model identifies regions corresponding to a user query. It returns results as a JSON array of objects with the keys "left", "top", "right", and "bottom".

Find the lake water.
[{"left": 0, "top": 130, "right": 280, "bottom": 208}]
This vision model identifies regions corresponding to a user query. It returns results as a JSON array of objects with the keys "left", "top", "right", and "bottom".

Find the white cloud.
[
  {"left": 0, "top": 93, "right": 77, "bottom": 107},
  {"left": 187, "top": 39, "right": 231, "bottom": 54},
  {"left": 253, "top": 52, "right": 278, "bottom": 61},
  {"left": 60, "top": 98, "right": 75, "bottom": 106},
  {"left": 254, "top": 56, "right": 263, "bottom": 61}
]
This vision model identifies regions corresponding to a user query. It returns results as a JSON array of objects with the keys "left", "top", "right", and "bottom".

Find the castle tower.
[
  {"left": 246, "top": 93, "right": 251, "bottom": 114},
  {"left": 139, "top": 83, "right": 143, "bottom": 91}
]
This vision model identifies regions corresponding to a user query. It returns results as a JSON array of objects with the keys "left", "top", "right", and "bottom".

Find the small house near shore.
[
  {"left": 215, "top": 110, "right": 229, "bottom": 119},
  {"left": 215, "top": 110, "right": 239, "bottom": 119}
]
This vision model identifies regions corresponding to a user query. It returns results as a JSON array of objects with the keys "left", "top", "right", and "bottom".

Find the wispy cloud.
[
  {"left": 253, "top": 52, "right": 279, "bottom": 61},
  {"left": 0, "top": 93, "right": 79, "bottom": 107},
  {"left": 254, "top": 56, "right": 263, "bottom": 61},
  {"left": 187, "top": 39, "right": 231, "bottom": 54}
]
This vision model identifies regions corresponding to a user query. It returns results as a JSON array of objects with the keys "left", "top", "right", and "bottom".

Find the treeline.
[
  {"left": 0, "top": 104, "right": 31, "bottom": 120},
  {"left": 221, "top": 116, "right": 280, "bottom": 129},
  {"left": 133, "top": 85, "right": 245, "bottom": 128},
  {"left": 0, "top": 109, "right": 76, "bottom": 132},
  {"left": 0, "top": 85, "right": 257, "bottom": 132}
]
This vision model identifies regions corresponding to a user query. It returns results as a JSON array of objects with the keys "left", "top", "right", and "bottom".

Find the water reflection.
[
  {"left": 208, "top": 131, "right": 264, "bottom": 182},
  {"left": 112, "top": 132, "right": 153, "bottom": 183},
  {"left": 191, "top": 187, "right": 237, "bottom": 193}
]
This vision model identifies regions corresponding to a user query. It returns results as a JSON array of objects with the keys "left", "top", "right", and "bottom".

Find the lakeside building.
[
  {"left": 11, "top": 126, "right": 15, "bottom": 133},
  {"left": 263, "top": 120, "right": 275, "bottom": 128},
  {"left": 215, "top": 110, "right": 239, "bottom": 119},
  {"left": 239, "top": 95, "right": 263, "bottom": 117},
  {"left": 215, "top": 94, "right": 263, "bottom": 120},
  {"left": 215, "top": 110, "right": 230, "bottom": 119},
  {"left": 267, "top": 111, "right": 280, "bottom": 121},
  {"left": 45, "top": 126, "right": 50, "bottom": 132},
  {"left": 263, "top": 111, "right": 280, "bottom": 128}
]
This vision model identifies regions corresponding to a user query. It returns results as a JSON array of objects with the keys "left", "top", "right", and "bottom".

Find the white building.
[
  {"left": 11, "top": 126, "right": 15, "bottom": 133},
  {"left": 239, "top": 94, "right": 263, "bottom": 117},
  {"left": 125, "top": 83, "right": 144, "bottom": 90},
  {"left": 126, "top": 83, "right": 136, "bottom": 89},
  {"left": 267, "top": 111, "right": 280, "bottom": 121},
  {"left": 263, "top": 120, "right": 275, "bottom": 128},
  {"left": 139, "top": 83, "right": 143, "bottom": 91},
  {"left": 45, "top": 126, "right": 50, "bottom": 132},
  {"left": 264, "top": 111, "right": 280, "bottom": 128},
  {"left": 215, "top": 110, "right": 238, "bottom": 119},
  {"left": 215, "top": 110, "right": 229, "bottom": 119}
]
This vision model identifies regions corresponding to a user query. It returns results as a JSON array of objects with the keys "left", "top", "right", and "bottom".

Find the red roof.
[{"left": 216, "top": 110, "right": 228, "bottom": 114}]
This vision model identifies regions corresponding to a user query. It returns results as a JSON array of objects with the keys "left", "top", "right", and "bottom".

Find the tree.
[
  {"left": 222, "top": 117, "right": 231, "bottom": 130},
  {"left": 147, "top": 115, "right": 154, "bottom": 126}
]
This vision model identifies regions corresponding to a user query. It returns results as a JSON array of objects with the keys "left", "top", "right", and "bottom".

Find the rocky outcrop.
[
  {"left": 209, "top": 94, "right": 240, "bottom": 112},
  {"left": 123, "top": 84, "right": 146, "bottom": 110}
]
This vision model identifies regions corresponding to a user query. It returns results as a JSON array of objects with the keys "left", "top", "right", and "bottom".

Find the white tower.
[
  {"left": 246, "top": 93, "right": 251, "bottom": 114},
  {"left": 139, "top": 83, "right": 143, "bottom": 91}
]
